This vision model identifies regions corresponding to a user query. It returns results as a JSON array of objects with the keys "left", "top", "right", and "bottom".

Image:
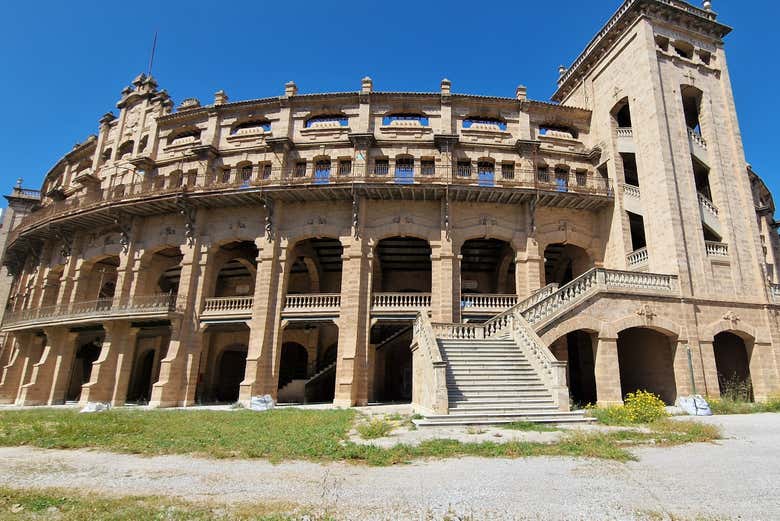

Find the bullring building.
[{"left": 0, "top": 0, "right": 778, "bottom": 424}]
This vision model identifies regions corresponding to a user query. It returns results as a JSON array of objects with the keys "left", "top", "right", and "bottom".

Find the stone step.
[
  {"left": 445, "top": 361, "right": 533, "bottom": 368},
  {"left": 448, "top": 404, "right": 558, "bottom": 414},
  {"left": 450, "top": 395, "right": 553, "bottom": 406},
  {"left": 447, "top": 368, "right": 538, "bottom": 375},
  {"left": 447, "top": 386, "right": 548, "bottom": 395},
  {"left": 414, "top": 411, "right": 590, "bottom": 427},
  {"left": 446, "top": 376, "right": 543, "bottom": 383}
]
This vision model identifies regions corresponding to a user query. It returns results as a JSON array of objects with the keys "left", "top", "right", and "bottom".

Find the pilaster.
[
  {"left": 17, "top": 328, "right": 75, "bottom": 406},
  {"left": 0, "top": 333, "right": 33, "bottom": 403},
  {"left": 79, "top": 321, "right": 139, "bottom": 405},
  {"left": 594, "top": 335, "right": 623, "bottom": 406},
  {"left": 430, "top": 236, "right": 459, "bottom": 323}
]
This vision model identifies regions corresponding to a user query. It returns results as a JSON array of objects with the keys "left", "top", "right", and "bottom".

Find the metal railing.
[
  {"left": 2, "top": 293, "right": 178, "bottom": 329},
  {"left": 7, "top": 163, "right": 614, "bottom": 247}
]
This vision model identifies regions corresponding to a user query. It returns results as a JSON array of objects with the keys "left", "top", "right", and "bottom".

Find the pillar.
[
  {"left": 515, "top": 236, "right": 544, "bottom": 299},
  {"left": 240, "top": 234, "right": 289, "bottom": 402},
  {"left": 0, "top": 332, "right": 33, "bottom": 403},
  {"left": 431, "top": 236, "right": 459, "bottom": 323},
  {"left": 692, "top": 339, "right": 719, "bottom": 398},
  {"left": 333, "top": 236, "right": 372, "bottom": 406},
  {"left": 671, "top": 339, "right": 694, "bottom": 399},
  {"left": 17, "top": 328, "right": 76, "bottom": 406},
  {"left": 594, "top": 335, "right": 623, "bottom": 406},
  {"left": 78, "top": 322, "right": 139, "bottom": 406},
  {"left": 751, "top": 341, "right": 775, "bottom": 402},
  {"left": 150, "top": 233, "right": 209, "bottom": 407}
]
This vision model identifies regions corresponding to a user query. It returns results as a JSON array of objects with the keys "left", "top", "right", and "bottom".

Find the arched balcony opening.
[
  {"left": 276, "top": 322, "right": 339, "bottom": 404},
  {"left": 287, "top": 238, "right": 343, "bottom": 296},
  {"left": 543, "top": 244, "right": 593, "bottom": 286},
  {"left": 140, "top": 247, "right": 183, "bottom": 297},
  {"left": 79, "top": 256, "right": 120, "bottom": 304},
  {"left": 460, "top": 238, "right": 516, "bottom": 316},
  {"left": 118, "top": 140, "right": 134, "bottom": 160},
  {"left": 196, "top": 323, "right": 250, "bottom": 404},
  {"left": 373, "top": 237, "right": 432, "bottom": 293},
  {"left": 617, "top": 327, "right": 678, "bottom": 405},
  {"left": 40, "top": 267, "right": 64, "bottom": 308},
  {"left": 713, "top": 332, "right": 753, "bottom": 402},
  {"left": 681, "top": 84, "right": 703, "bottom": 135},
  {"left": 611, "top": 98, "right": 632, "bottom": 129},
  {"left": 370, "top": 321, "right": 413, "bottom": 404},
  {"left": 212, "top": 241, "right": 259, "bottom": 298},
  {"left": 549, "top": 330, "right": 597, "bottom": 407},
  {"left": 66, "top": 335, "right": 103, "bottom": 402}
]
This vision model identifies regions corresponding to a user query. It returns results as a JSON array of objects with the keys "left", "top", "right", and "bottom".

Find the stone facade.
[{"left": 1, "top": 0, "right": 778, "bottom": 413}]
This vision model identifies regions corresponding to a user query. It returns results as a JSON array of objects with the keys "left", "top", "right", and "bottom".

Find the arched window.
[
  {"left": 305, "top": 114, "right": 348, "bottom": 128},
  {"left": 383, "top": 113, "right": 429, "bottom": 126},
  {"left": 168, "top": 129, "right": 201, "bottom": 145},
  {"left": 231, "top": 120, "right": 271, "bottom": 135},
  {"left": 463, "top": 118, "right": 507, "bottom": 131},
  {"left": 118, "top": 140, "right": 134, "bottom": 159}
]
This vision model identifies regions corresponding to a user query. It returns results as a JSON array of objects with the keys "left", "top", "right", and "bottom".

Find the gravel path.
[{"left": 1, "top": 414, "right": 778, "bottom": 520}]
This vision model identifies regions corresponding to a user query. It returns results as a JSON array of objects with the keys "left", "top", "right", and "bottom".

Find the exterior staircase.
[
  {"left": 414, "top": 337, "right": 588, "bottom": 426},
  {"left": 412, "top": 268, "right": 679, "bottom": 426}
]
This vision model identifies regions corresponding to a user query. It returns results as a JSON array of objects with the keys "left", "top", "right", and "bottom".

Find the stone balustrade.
[
  {"left": 698, "top": 193, "right": 719, "bottom": 216},
  {"left": 705, "top": 241, "right": 729, "bottom": 257},
  {"left": 688, "top": 127, "right": 708, "bottom": 149},
  {"left": 372, "top": 293, "right": 431, "bottom": 311},
  {"left": 616, "top": 127, "right": 633, "bottom": 137},
  {"left": 285, "top": 294, "right": 341, "bottom": 312},
  {"left": 623, "top": 184, "right": 641, "bottom": 199},
  {"left": 411, "top": 313, "right": 449, "bottom": 414},
  {"left": 771, "top": 284, "right": 780, "bottom": 303},
  {"left": 201, "top": 296, "right": 254, "bottom": 318},
  {"left": 626, "top": 247, "right": 649, "bottom": 268},
  {"left": 460, "top": 294, "right": 518, "bottom": 313},
  {"left": 2, "top": 293, "right": 178, "bottom": 330}
]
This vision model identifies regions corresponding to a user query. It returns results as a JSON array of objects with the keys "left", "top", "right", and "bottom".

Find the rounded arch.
[
  {"left": 701, "top": 318, "right": 759, "bottom": 344},
  {"left": 611, "top": 97, "right": 632, "bottom": 128},
  {"left": 541, "top": 315, "right": 604, "bottom": 345},
  {"left": 214, "top": 343, "right": 248, "bottom": 403},
  {"left": 712, "top": 331, "right": 754, "bottom": 401},
  {"left": 616, "top": 326, "right": 679, "bottom": 404},
  {"left": 605, "top": 313, "right": 684, "bottom": 341},
  {"left": 373, "top": 236, "right": 432, "bottom": 293}
]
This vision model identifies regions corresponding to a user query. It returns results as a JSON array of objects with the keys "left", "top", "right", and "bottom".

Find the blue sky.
[{"left": 0, "top": 0, "right": 776, "bottom": 204}]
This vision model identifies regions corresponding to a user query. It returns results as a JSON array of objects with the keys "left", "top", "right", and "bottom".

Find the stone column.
[
  {"left": 671, "top": 339, "right": 694, "bottom": 399},
  {"left": 0, "top": 333, "right": 33, "bottom": 403},
  {"left": 430, "top": 236, "right": 459, "bottom": 323},
  {"left": 515, "top": 237, "right": 544, "bottom": 298},
  {"left": 181, "top": 325, "right": 207, "bottom": 406},
  {"left": 78, "top": 322, "right": 139, "bottom": 406},
  {"left": 691, "top": 339, "right": 719, "bottom": 398},
  {"left": 149, "top": 234, "right": 209, "bottom": 407},
  {"left": 751, "top": 341, "right": 775, "bottom": 402},
  {"left": 240, "top": 235, "right": 289, "bottom": 402},
  {"left": 333, "top": 236, "right": 372, "bottom": 406},
  {"left": 594, "top": 336, "right": 623, "bottom": 406},
  {"left": 17, "top": 328, "right": 76, "bottom": 406}
]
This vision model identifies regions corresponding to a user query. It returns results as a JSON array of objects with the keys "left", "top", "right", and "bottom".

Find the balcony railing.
[
  {"left": 627, "top": 247, "right": 649, "bottom": 268},
  {"left": 7, "top": 164, "right": 614, "bottom": 247},
  {"left": 770, "top": 284, "right": 780, "bottom": 303},
  {"left": 201, "top": 296, "right": 254, "bottom": 318},
  {"left": 372, "top": 293, "right": 431, "bottom": 311},
  {"left": 2, "top": 293, "right": 179, "bottom": 330},
  {"left": 698, "top": 193, "right": 719, "bottom": 216},
  {"left": 688, "top": 128, "right": 708, "bottom": 149},
  {"left": 705, "top": 241, "right": 729, "bottom": 257},
  {"left": 616, "top": 127, "right": 633, "bottom": 137},
  {"left": 623, "top": 184, "right": 641, "bottom": 199},
  {"left": 285, "top": 294, "right": 341, "bottom": 313},
  {"left": 460, "top": 294, "right": 518, "bottom": 313}
]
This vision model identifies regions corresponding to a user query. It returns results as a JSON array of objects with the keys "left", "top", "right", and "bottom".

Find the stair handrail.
[
  {"left": 411, "top": 312, "right": 449, "bottom": 415},
  {"left": 481, "top": 281, "right": 561, "bottom": 338},
  {"left": 520, "top": 268, "right": 602, "bottom": 326},
  {"left": 507, "top": 310, "right": 571, "bottom": 411}
]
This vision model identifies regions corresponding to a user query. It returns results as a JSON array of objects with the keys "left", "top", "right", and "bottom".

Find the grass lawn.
[
  {"left": 708, "top": 396, "right": 780, "bottom": 415},
  {"left": 0, "top": 408, "right": 719, "bottom": 466},
  {"left": 0, "top": 487, "right": 328, "bottom": 521}
]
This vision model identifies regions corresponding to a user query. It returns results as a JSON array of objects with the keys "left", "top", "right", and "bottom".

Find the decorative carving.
[
  {"left": 722, "top": 311, "right": 740, "bottom": 326},
  {"left": 392, "top": 215, "right": 415, "bottom": 225},
  {"left": 177, "top": 194, "right": 196, "bottom": 246},
  {"left": 112, "top": 214, "right": 133, "bottom": 254},
  {"left": 263, "top": 198, "right": 274, "bottom": 241},
  {"left": 635, "top": 304, "right": 657, "bottom": 320},
  {"left": 480, "top": 215, "right": 498, "bottom": 226},
  {"left": 306, "top": 216, "right": 327, "bottom": 226},
  {"left": 54, "top": 229, "right": 73, "bottom": 259},
  {"left": 352, "top": 194, "right": 360, "bottom": 239}
]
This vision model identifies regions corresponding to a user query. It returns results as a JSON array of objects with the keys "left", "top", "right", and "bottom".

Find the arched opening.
[
  {"left": 277, "top": 322, "right": 340, "bottom": 404},
  {"left": 713, "top": 332, "right": 753, "bottom": 401},
  {"left": 681, "top": 85, "right": 703, "bottom": 134},
  {"left": 66, "top": 338, "right": 102, "bottom": 402},
  {"left": 40, "top": 268, "right": 64, "bottom": 308},
  {"left": 80, "top": 257, "right": 120, "bottom": 303},
  {"left": 213, "top": 241, "right": 258, "bottom": 298},
  {"left": 550, "top": 330, "right": 597, "bottom": 406},
  {"left": 373, "top": 237, "right": 432, "bottom": 293},
  {"left": 460, "top": 238, "right": 514, "bottom": 295},
  {"left": 543, "top": 243, "right": 593, "bottom": 286},
  {"left": 370, "top": 321, "right": 413, "bottom": 403},
  {"left": 142, "top": 247, "right": 183, "bottom": 297},
  {"left": 612, "top": 100, "right": 633, "bottom": 129},
  {"left": 617, "top": 327, "right": 677, "bottom": 405},
  {"left": 126, "top": 349, "right": 155, "bottom": 403},
  {"left": 118, "top": 140, "right": 134, "bottom": 160},
  {"left": 287, "top": 238, "right": 343, "bottom": 295},
  {"left": 216, "top": 345, "right": 248, "bottom": 403}
]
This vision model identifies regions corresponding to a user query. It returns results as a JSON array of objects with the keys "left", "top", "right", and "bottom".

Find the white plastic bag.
[
  {"left": 79, "top": 402, "right": 110, "bottom": 413},
  {"left": 677, "top": 395, "right": 713, "bottom": 416},
  {"left": 249, "top": 395, "right": 275, "bottom": 412}
]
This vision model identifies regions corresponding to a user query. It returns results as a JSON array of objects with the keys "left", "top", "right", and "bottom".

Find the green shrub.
[
  {"left": 587, "top": 390, "right": 668, "bottom": 425},
  {"left": 356, "top": 419, "right": 394, "bottom": 439}
]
